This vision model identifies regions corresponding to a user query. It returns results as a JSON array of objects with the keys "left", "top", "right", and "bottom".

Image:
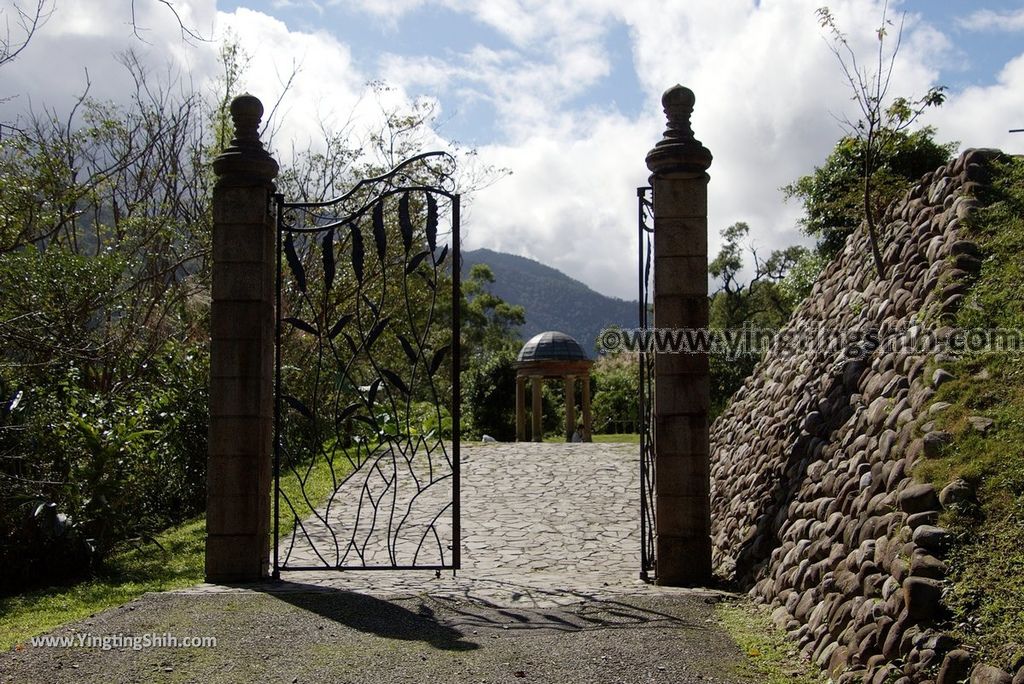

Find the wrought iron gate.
[
  {"left": 637, "top": 186, "right": 656, "bottom": 581},
  {"left": 272, "top": 152, "right": 460, "bottom": 575}
]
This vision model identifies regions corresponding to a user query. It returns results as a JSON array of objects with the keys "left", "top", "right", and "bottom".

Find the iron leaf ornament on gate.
[{"left": 273, "top": 151, "right": 461, "bottom": 575}]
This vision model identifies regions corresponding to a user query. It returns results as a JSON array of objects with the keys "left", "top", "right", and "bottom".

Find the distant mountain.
[{"left": 461, "top": 248, "right": 639, "bottom": 356}]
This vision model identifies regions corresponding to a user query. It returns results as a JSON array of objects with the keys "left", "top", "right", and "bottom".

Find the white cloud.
[
  {"left": 326, "top": 0, "right": 426, "bottom": 26},
  {"left": 926, "top": 52, "right": 1024, "bottom": 154},
  {"left": 463, "top": 0, "right": 1005, "bottom": 299},
  {"left": 214, "top": 7, "right": 369, "bottom": 149},
  {"left": 466, "top": 0, "right": 937, "bottom": 298},
  {"left": 5, "top": 0, "right": 1024, "bottom": 303},
  {"left": 956, "top": 8, "right": 1024, "bottom": 33},
  {"left": 465, "top": 111, "right": 654, "bottom": 301},
  {"left": 0, "top": 0, "right": 218, "bottom": 119},
  {"left": 271, "top": 0, "right": 324, "bottom": 14}
]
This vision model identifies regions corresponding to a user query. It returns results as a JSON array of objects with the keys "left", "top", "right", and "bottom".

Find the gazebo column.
[
  {"left": 515, "top": 374, "right": 527, "bottom": 441},
  {"left": 581, "top": 374, "right": 592, "bottom": 442},
  {"left": 564, "top": 375, "right": 576, "bottom": 441},
  {"left": 531, "top": 376, "right": 543, "bottom": 442}
]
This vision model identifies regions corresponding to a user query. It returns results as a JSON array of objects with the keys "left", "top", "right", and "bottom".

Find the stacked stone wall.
[{"left": 709, "top": 148, "right": 1021, "bottom": 682}]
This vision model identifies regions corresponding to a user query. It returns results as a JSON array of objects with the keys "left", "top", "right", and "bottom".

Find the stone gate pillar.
[
  {"left": 205, "top": 94, "right": 279, "bottom": 583},
  {"left": 645, "top": 85, "right": 712, "bottom": 586}
]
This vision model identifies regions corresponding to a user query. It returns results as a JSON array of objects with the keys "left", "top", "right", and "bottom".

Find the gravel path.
[
  {"left": 1, "top": 591, "right": 758, "bottom": 683},
  {"left": 1, "top": 443, "right": 765, "bottom": 682}
]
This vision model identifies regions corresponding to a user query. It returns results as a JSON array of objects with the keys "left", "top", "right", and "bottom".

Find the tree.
[
  {"left": 459, "top": 263, "right": 526, "bottom": 439},
  {"left": 461, "top": 263, "right": 525, "bottom": 362},
  {"left": 784, "top": 127, "right": 955, "bottom": 260},
  {"left": 708, "top": 223, "right": 806, "bottom": 417},
  {"left": 0, "top": 0, "right": 51, "bottom": 69},
  {"left": 591, "top": 352, "right": 637, "bottom": 434},
  {"left": 0, "top": 53, "right": 216, "bottom": 590},
  {"left": 709, "top": 222, "right": 805, "bottom": 330},
  {"left": 814, "top": 2, "right": 947, "bottom": 276}
]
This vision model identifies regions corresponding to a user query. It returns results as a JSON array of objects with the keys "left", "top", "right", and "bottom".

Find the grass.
[
  {"left": 276, "top": 445, "right": 354, "bottom": 543},
  {"left": 910, "top": 156, "right": 1024, "bottom": 664},
  {"left": 591, "top": 433, "right": 640, "bottom": 444},
  {"left": 541, "top": 433, "right": 640, "bottom": 444},
  {"left": 716, "top": 600, "right": 822, "bottom": 683},
  {"left": 0, "top": 517, "right": 206, "bottom": 651},
  {"left": 1, "top": 447, "right": 349, "bottom": 653}
]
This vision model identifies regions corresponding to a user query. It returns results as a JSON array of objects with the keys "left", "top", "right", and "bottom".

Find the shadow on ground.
[
  {"left": 265, "top": 578, "right": 716, "bottom": 640},
  {"left": 0, "top": 584, "right": 759, "bottom": 684},
  {"left": 268, "top": 583, "right": 479, "bottom": 651}
]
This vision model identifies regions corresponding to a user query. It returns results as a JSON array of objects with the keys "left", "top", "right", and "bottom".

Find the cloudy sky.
[{"left": 2, "top": 0, "right": 1023, "bottom": 300}]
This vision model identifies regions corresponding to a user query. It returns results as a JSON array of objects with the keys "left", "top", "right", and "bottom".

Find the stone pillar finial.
[
  {"left": 645, "top": 84, "right": 712, "bottom": 176},
  {"left": 213, "top": 93, "right": 279, "bottom": 185},
  {"left": 230, "top": 94, "right": 263, "bottom": 144}
]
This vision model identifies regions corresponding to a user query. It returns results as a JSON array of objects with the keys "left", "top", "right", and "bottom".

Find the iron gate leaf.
[
  {"left": 380, "top": 368, "right": 410, "bottom": 396},
  {"left": 434, "top": 243, "right": 449, "bottom": 266},
  {"left": 353, "top": 414, "right": 378, "bottom": 430},
  {"left": 398, "top": 192, "right": 413, "bottom": 252},
  {"left": 328, "top": 313, "right": 354, "bottom": 339},
  {"left": 342, "top": 332, "right": 358, "bottom": 355},
  {"left": 362, "top": 294, "right": 379, "bottom": 319},
  {"left": 337, "top": 402, "right": 360, "bottom": 423},
  {"left": 284, "top": 233, "right": 306, "bottom": 293},
  {"left": 283, "top": 317, "right": 318, "bottom": 335},
  {"left": 350, "top": 224, "right": 364, "bottom": 282},
  {"left": 282, "top": 394, "right": 313, "bottom": 420},
  {"left": 322, "top": 228, "right": 336, "bottom": 290},
  {"left": 367, "top": 378, "right": 381, "bottom": 406},
  {"left": 405, "top": 250, "right": 430, "bottom": 275},
  {"left": 416, "top": 270, "right": 435, "bottom": 291},
  {"left": 372, "top": 201, "right": 387, "bottom": 261},
  {"left": 425, "top": 193, "right": 438, "bottom": 252},
  {"left": 398, "top": 334, "right": 418, "bottom": 363},
  {"left": 429, "top": 345, "right": 449, "bottom": 376},
  {"left": 364, "top": 317, "right": 390, "bottom": 349}
]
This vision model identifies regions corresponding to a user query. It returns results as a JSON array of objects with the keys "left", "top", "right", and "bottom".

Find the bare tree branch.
[
  {"left": 816, "top": 3, "right": 946, "bottom": 279},
  {"left": 129, "top": 0, "right": 210, "bottom": 45},
  {"left": 0, "top": 0, "right": 52, "bottom": 67}
]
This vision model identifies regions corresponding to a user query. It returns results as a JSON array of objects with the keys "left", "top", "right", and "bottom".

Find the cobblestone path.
[{"left": 192, "top": 442, "right": 699, "bottom": 607}]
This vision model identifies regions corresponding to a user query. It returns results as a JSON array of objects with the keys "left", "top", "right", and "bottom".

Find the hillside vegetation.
[
  {"left": 709, "top": 148, "right": 1024, "bottom": 682},
  {"left": 462, "top": 248, "right": 637, "bottom": 355},
  {"left": 915, "top": 155, "right": 1024, "bottom": 667}
]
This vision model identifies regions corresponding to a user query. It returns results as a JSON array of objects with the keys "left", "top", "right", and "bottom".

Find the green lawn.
[
  {"left": 0, "top": 517, "right": 206, "bottom": 651},
  {"left": 541, "top": 433, "right": 640, "bottom": 444},
  {"left": 1, "top": 448, "right": 346, "bottom": 652},
  {"left": 716, "top": 601, "right": 822, "bottom": 683}
]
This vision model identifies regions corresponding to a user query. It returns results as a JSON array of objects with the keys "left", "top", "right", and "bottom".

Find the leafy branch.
[{"left": 817, "top": 2, "right": 946, "bottom": 278}]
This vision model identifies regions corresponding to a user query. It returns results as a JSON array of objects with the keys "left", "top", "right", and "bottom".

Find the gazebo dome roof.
[{"left": 517, "top": 331, "right": 589, "bottom": 363}]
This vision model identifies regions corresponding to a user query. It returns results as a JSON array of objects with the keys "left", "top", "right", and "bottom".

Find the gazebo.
[{"left": 514, "top": 331, "right": 594, "bottom": 442}]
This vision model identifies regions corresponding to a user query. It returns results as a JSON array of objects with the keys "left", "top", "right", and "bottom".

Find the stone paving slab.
[{"left": 184, "top": 443, "right": 707, "bottom": 608}]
